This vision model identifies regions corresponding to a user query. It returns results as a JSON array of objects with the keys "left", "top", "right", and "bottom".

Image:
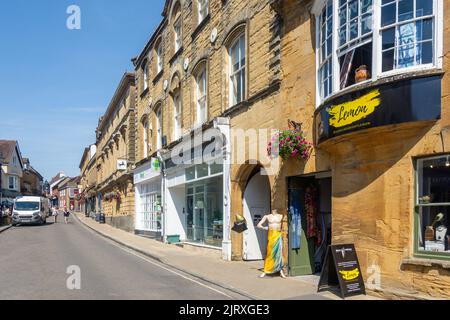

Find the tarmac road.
[{"left": 0, "top": 216, "right": 248, "bottom": 300}]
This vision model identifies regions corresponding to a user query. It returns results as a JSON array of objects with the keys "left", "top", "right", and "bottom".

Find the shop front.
[
  {"left": 165, "top": 163, "right": 226, "bottom": 249},
  {"left": 310, "top": 73, "right": 450, "bottom": 297},
  {"left": 134, "top": 159, "right": 162, "bottom": 239}
]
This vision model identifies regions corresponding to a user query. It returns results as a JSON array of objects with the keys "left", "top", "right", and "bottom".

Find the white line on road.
[{"left": 76, "top": 218, "right": 236, "bottom": 299}]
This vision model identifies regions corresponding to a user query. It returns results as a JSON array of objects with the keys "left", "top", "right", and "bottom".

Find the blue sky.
[{"left": 0, "top": 0, "right": 164, "bottom": 181}]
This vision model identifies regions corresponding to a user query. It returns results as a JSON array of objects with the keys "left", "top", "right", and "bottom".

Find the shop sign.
[
  {"left": 134, "top": 158, "right": 161, "bottom": 184},
  {"left": 117, "top": 160, "right": 127, "bottom": 171},
  {"left": 318, "top": 244, "right": 366, "bottom": 298},
  {"left": 316, "top": 76, "right": 441, "bottom": 143}
]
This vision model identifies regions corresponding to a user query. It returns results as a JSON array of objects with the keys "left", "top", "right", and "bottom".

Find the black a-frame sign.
[{"left": 318, "top": 244, "right": 366, "bottom": 299}]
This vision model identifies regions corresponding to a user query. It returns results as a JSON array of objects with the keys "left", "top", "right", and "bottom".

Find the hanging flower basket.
[
  {"left": 267, "top": 128, "right": 312, "bottom": 161},
  {"left": 104, "top": 192, "right": 121, "bottom": 202}
]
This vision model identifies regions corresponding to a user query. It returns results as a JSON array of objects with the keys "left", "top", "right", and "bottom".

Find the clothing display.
[
  {"left": 263, "top": 230, "right": 284, "bottom": 274},
  {"left": 289, "top": 189, "right": 302, "bottom": 250},
  {"left": 305, "top": 185, "right": 321, "bottom": 245}
]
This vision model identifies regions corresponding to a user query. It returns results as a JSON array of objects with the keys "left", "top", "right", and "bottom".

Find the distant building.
[
  {"left": 21, "top": 157, "right": 44, "bottom": 196},
  {"left": 0, "top": 140, "right": 24, "bottom": 203}
]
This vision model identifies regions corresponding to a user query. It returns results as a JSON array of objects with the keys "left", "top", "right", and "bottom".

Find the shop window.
[
  {"left": 314, "top": 0, "right": 442, "bottom": 103},
  {"left": 415, "top": 155, "right": 450, "bottom": 257}
]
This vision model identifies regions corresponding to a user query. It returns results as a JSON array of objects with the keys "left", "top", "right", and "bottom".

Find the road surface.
[{"left": 0, "top": 216, "right": 248, "bottom": 300}]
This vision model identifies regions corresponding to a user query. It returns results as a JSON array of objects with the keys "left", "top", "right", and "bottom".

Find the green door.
[{"left": 288, "top": 184, "right": 315, "bottom": 276}]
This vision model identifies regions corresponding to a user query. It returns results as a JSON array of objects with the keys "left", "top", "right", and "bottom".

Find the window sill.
[
  {"left": 169, "top": 47, "right": 184, "bottom": 66},
  {"left": 192, "top": 14, "right": 211, "bottom": 41},
  {"left": 152, "top": 71, "right": 164, "bottom": 85},
  {"left": 402, "top": 257, "right": 450, "bottom": 269},
  {"left": 318, "top": 67, "right": 445, "bottom": 108}
]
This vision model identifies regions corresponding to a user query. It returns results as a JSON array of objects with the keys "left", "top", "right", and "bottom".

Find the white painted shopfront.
[{"left": 134, "top": 159, "right": 162, "bottom": 239}]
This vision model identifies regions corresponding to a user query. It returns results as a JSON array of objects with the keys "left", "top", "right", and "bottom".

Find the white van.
[{"left": 12, "top": 196, "right": 50, "bottom": 226}]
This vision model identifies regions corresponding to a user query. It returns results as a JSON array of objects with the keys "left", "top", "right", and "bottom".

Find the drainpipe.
[{"left": 156, "top": 151, "right": 167, "bottom": 243}]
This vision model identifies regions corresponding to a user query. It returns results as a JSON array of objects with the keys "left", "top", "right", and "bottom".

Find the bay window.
[
  {"left": 314, "top": 0, "right": 442, "bottom": 103},
  {"left": 415, "top": 155, "right": 450, "bottom": 257}
]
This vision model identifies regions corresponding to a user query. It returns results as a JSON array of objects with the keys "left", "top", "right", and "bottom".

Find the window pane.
[
  {"left": 382, "top": 49, "right": 395, "bottom": 71},
  {"left": 327, "top": 37, "right": 332, "bottom": 56},
  {"left": 361, "top": 13, "right": 372, "bottom": 34},
  {"left": 417, "top": 206, "right": 450, "bottom": 254},
  {"left": 417, "top": 18, "right": 433, "bottom": 41},
  {"left": 349, "top": 0, "right": 358, "bottom": 20},
  {"left": 416, "top": 0, "right": 433, "bottom": 17},
  {"left": 382, "top": 28, "right": 395, "bottom": 50},
  {"left": 196, "top": 164, "right": 209, "bottom": 178},
  {"left": 186, "top": 167, "right": 196, "bottom": 181},
  {"left": 349, "top": 19, "right": 358, "bottom": 40},
  {"left": 398, "top": 0, "right": 414, "bottom": 22},
  {"left": 339, "top": 8, "right": 347, "bottom": 26},
  {"left": 361, "top": 0, "right": 373, "bottom": 14},
  {"left": 381, "top": 3, "right": 396, "bottom": 26},
  {"left": 418, "top": 156, "right": 450, "bottom": 204},
  {"left": 397, "top": 22, "right": 415, "bottom": 47},
  {"left": 339, "top": 26, "right": 347, "bottom": 46},
  {"left": 416, "top": 41, "right": 433, "bottom": 64},
  {"left": 397, "top": 43, "right": 415, "bottom": 68}
]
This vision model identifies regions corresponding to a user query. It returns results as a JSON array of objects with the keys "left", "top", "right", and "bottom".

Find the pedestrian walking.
[
  {"left": 52, "top": 207, "right": 58, "bottom": 223},
  {"left": 63, "top": 207, "right": 70, "bottom": 224}
]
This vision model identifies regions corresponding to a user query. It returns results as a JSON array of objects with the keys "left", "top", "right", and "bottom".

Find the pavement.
[
  {"left": 73, "top": 212, "right": 382, "bottom": 300},
  {"left": 0, "top": 224, "right": 12, "bottom": 234}
]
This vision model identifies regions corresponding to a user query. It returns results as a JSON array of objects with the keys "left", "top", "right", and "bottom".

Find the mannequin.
[{"left": 257, "top": 209, "right": 287, "bottom": 279}]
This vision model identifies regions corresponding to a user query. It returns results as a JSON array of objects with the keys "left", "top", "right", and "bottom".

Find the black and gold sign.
[
  {"left": 318, "top": 244, "right": 366, "bottom": 299},
  {"left": 316, "top": 76, "right": 442, "bottom": 143}
]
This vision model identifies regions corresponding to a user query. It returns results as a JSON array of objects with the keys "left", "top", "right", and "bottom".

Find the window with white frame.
[
  {"left": 196, "top": 65, "right": 207, "bottom": 125},
  {"left": 156, "top": 106, "right": 162, "bottom": 150},
  {"left": 173, "top": 4, "right": 182, "bottom": 53},
  {"left": 173, "top": 92, "right": 182, "bottom": 140},
  {"left": 229, "top": 33, "right": 246, "bottom": 107},
  {"left": 143, "top": 120, "right": 149, "bottom": 158},
  {"left": 156, "top": 40, "right": 163, "bottom": 74},
  {"left": 143, "top": 61, "right": 149, "bottom": 91},
  {"left": 315, "top": 0, "right": 441, "bottom": 102},
  {"left": 8, "top": 176, "right": 17, "bottom": 190},
  {"left": 198, "top": 0, "right": 209, "bottom": 24}
]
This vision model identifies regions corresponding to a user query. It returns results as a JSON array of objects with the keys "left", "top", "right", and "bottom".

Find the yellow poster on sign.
[
  {"left": 328, "top": 89, "right": 381, "bottom": 128},
  {"left": 339, "top": 268, "right": 360, "bottom": 281}
]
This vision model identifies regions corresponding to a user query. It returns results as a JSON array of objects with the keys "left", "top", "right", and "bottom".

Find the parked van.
[{"left": 12, "top": 196, "right": 50, "bottom": 226}]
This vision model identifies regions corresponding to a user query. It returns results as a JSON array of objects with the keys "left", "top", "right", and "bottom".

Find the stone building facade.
[
  {"left": 79, "top": 145, "right": 97, "bottom": 215},
  {"left": 96, "top": 73, "right": 136, "bottom": 232}
]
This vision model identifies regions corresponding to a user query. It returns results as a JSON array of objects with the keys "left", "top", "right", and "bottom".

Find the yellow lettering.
[{"left": 328, "top": 90, "right": 381, "bottom": 128}]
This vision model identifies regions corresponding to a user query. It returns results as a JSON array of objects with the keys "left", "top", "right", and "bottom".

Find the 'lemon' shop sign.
[{"left": 315, "top": 76, "right": 442, "bottom": 143}]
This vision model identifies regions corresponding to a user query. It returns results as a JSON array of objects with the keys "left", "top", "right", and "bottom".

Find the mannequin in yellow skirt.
[{"left": 257, "top": 209, "right": 287, "bottom": 278}]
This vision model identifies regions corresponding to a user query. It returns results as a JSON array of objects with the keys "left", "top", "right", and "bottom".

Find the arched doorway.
[{"left": 243, "top": 171, "right": 271, "bottom": 261}]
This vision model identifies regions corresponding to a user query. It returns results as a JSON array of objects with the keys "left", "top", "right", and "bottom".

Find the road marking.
[{"left": 75, "top": 218, "right": 236, "bottom": 299}]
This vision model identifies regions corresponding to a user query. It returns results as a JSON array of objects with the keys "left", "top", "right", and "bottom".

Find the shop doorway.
[
  {"left": 288, "top": 173, "right": 332, "bottom": 276},
  {"left": 243, "top": 172, "right": 271, "bottom": 261}
]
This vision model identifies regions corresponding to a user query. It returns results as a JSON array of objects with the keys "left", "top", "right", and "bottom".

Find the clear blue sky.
[{"left": 0, "top": 0, "right": 165, "bottom": 181}]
